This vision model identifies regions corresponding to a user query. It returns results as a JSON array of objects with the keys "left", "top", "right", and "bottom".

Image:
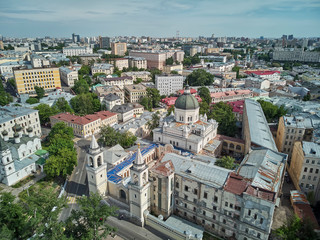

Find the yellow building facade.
[{"left": 14, "top": 67, "right": 61, "bottom": 95}]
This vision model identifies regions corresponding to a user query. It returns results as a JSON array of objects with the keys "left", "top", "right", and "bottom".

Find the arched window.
[
  {"left": 236, "top": 145, "right": 241, "bottom": 150},
  {"left": 97, "top": 156, "right": 102, "bottom": 167},
  {"left": 230, "top": 143, "right": 234, "bottom": 149},
  {"left": 89, "top": 157, "right": 94, "bottom": 167},
  {"left": 6, "top": 157, "right": 10, "bottom": 163},
  {"left": 223, "top": 142, "right": 228, "bottom": 147},
  {"left": 132, "top": 173, "right": 138, "bottom": 184},
  {"left": 143, "top": 172, "right": 147, "bottom": 184}
]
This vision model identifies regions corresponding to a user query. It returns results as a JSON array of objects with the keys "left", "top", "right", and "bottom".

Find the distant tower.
[
  {"left": 176, "top": 30, "right": 180, "bottom": 40},
  {"left": 128, "top": 144, "right": 150, "bottom": 226},
  {"left": 86, "top": 134, "right": 107, "bottom": 195},
  {"left": 0, "top": 136, "right": 15, "bottom": 185}
]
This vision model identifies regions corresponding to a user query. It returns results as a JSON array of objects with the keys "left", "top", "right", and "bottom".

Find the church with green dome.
[{"left": 153, "top": 86, "right": 218, "bottom": 153}]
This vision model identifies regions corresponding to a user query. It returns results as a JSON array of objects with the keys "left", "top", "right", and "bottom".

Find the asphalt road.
[{"left": 59, "top": 139, "right": 90, "bottom": 221}]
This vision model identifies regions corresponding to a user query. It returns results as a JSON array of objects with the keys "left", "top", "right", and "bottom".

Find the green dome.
[
  {"left": 2, "top": 130, "right": 8, "bottom": 136},
  {"left": 175, "top": 88, "right": 199, "bottom": 110}
]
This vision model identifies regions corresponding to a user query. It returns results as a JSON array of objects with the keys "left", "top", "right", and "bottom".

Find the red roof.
[
  {"left": 245, "top": 185, "right": 275, "bottom": 202},
  {"left": 224, "top": 173, "right": 249, "bottom": 195},
  {"left": 215, "top": 134, "right": 245, "bottom": 144},
  {"left": 151, "top": 160, "right": 175, "bottom": 176},
  {"left": 51, "top": 111, "right": 116, "bottom": 126},
  {"left": 178, "top": 88, "right": 197, "bottom": 95},
  {"left": 227, "top": 100, "right": 244, "bottom": 114},
  {"left": 245, "top": 70, "right": 280, "bottom": 76},
  {"left": 210, "top": 89, "right": 251, "bottom": 98}
]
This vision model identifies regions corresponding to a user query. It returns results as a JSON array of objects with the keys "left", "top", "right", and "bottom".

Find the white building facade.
[{"left": 155, "top": 74, "right": 184, "bottom": 96}]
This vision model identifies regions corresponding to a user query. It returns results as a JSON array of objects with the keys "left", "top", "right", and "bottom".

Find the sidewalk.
[{"left": 0, "top": 172, "right": 47, "bottom": 199}]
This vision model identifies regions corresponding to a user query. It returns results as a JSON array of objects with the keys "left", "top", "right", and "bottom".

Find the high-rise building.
[
  {"left": 288, "top": 35, "right": 294, "bottom": 40},
  {"left": 72, "top": 33, "right": 80, "bottom": 43},
  {"left": 111, "top": 42, "right": 127, "bottom": 56},
  {"left": 99, "top": 36, "right": 110, "bottom": 49}
]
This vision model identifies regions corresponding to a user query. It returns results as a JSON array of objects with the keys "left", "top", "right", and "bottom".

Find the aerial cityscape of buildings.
[{"left": 1, "top": 6, "right": 320, "bottom": 239}]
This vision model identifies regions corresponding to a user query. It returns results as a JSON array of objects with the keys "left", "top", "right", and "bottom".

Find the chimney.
[{"left": 27, "top": 127, "right": 34, "bottom": 138}]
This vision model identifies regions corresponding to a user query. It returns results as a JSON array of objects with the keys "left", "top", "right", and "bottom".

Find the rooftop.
[
  {"left": 302, "top": 141, "right": 320, "bottom": 158},
  {"left": 0, "top": 106, "right": 38, "bottom": 124},
  {"left": 244, "top": 99, "right": 278, "bottom": 151}
]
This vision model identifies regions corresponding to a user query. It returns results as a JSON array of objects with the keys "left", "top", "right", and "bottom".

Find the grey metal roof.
[
  {"left": 164, "top": 215, "right": 203, "bottom": 238},
  {"left": 175, "top": 92, "right": 199, "bottom": 110},
  {"left": 302, "top": 141, "right": 320, "bottom": 158},
  {"left": 244, "top": 99, "right": 278, "bottom": 151},
  {"left": 238, "top": 148, "right": 287, "bottom": 193},
  {"left": 14, "top": 153, "right": 39, "bottom": 171},
  {"left": 111, "top": 104, "right": 133, "bottom": 113},
  {"left": 0, "top": 106, "right": 38, "bottom": 124},
  {"left": 104, "top": 93, "right": 120, "bottom": 102},
  {"left": 103, "top": 144, "right": 128, "bottom": 164},
  {"left": 161, "top": 153, "right": 231, "bottom": 189}
]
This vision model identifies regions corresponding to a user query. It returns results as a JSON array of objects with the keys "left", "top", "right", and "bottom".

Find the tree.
[
  {"left": 134, "top": 78, "right": 143, "bottom": 84},
  {"left": 35, "top": 86, "right": 45, "bottom": 99},
  {"left": 48, "top": 122, "right": 74, "bottom": 142},
  {"left": 257, "top": 100, "right": 287, "bottom": 123},
  {"left": 70, "top": 93, "right": 101, "bottom": 115},
  {"left": 113, "top": 67, "right": 122, "bottom": 77},
  {"left": 140, "top": 97, "right": 152, "bottom": 111},
  {"left": 73, "top": 79, "right": 90, "bottom": 94},
  {"left": 166, "top": 57, "right": 174, "bottom": 65},
  {"left": 119, "top": 131, "right": 137, "bottom": 148},
  {"left": 54, "top": 97, "right": 73, "bottom": 113},
  {"left": 274, "top": 215, "right": 318, "bottom": 240},
  {"left": 99, "top": 126, "right": 121, "bottom": 147},
  {"left": 65, "top": 193, "right": 117, "bottom": 240},
  {"left": 146, "top": 112, "right": 160, "bottom": 136},
  {"left": 0, "top": 193, "right": 26, "bottom": 239},
  {"left": 0, "top": 81, "right": 13, "bottom": 106},
  {"left": 166, "top": 105, "right": 175, "bottom": 116},
  {"left": 198, "top": 87, "right": 211, "bottom": 105},
  {"left": 78, "top": 65, "right": 91, "bottom": 76},
  {"left": 93, "top": 72, "right": 106, "bottom": 80},
  {"left": 34, "top": 103, "right": 59, "bottom": 125},
  {"left": 186, "top": 69, "right": 214, "bottom": 86},
  {"left": 170, "top": 70, "right": 179, "bottom": 74},
  {"left": 26, "top": 97, "right": 39, "bottom": 104},
  {"left": 199, "top": 101, "right": 209, "bottom": 116},
  {"left": 147, "top": 88, "right": 161, "bottom": 108},
  {"left": 148, "top": 69, "right": 162, "bottom": 83},
  {"left": 209, "top": 102, "right": 237, "bottom": 137},
  {"left": 303, "top": 92, "right": 311, "bottom": 101},
  {"left": 215, "top": 156, "right": 236, "bottom": 169}
]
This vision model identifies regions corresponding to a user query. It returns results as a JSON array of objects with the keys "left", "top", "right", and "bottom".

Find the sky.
[{"left": 0, "top": 0, "right": 320, "bottom": 38}]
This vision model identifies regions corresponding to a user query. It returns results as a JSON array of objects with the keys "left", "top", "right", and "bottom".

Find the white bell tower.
[
  {"left": 0, "top": 137, "right": 15, "bottom": 185},
  {"left": 128, "top": 143, "right": 150, "bottom": 226},
  {"left": 86, "top": 134, "right": 107, "bottom": 195}
]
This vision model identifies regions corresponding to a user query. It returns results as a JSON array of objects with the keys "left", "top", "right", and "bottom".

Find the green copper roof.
[
  {"left": 175, "top": 89, "right": 199, "bottom": 110},
  {"left": 0, "top": 137, "right": 8, "bottom": 151}
]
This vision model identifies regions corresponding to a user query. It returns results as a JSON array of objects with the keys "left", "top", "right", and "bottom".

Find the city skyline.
[{"left": 1, "top": 0, "right": 320, "bottom": 38}]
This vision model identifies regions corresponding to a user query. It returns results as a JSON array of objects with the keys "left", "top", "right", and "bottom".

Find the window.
[
  {"left": 222, "top": 228, "right": 225, "bottom": 233},
  {"left": 257, "top": 233, "right": 261, "bottom": 239},
  {"left": 176, "top": 182, "right": 179, "bottom": 188},
  {"left": 185, "top": 185, "right": 189, "bottom": 191},
  {"left": 223, "top": 219, "right": 226, "bottom": 224},
  {"left": 213, "top": 215, "right": 216, "bottom": 220},
  {"left": 204, "top": 192, "right": 208, "bottom": 199},
  {"left": 202, "top": 219, "right": 205, "bottom": 224},
  {"left": 308, "top": 176, "right": 311, "bottom": 180},
  {"left": 312, "top": 160, "right": 315, "bottom": 164},
  {"left": 213, "top": 206, "right": 217, "bottom": 211},
  {"left": 230, "top": 203, "right": 233, "bottom": 208},
  {"left": 203, "top": 211, "right": 206, "bottom": 216},
  {"left": 212, "top": 224, "right": 215, "bottom": 229},
  {"left": 304, "top": 167, "right": 308, "bottom": 172},
  {"left": 184, "top": 195, "right": 188, "bottom": 200},
  {"left": 225, "top": 202, "right": 228, "bottom": 207},
  {"left": 194, "top": 189, "right": 198, "bottom": 195},
  {"left": 193, "top": 207, "right": 196, "bottom": 212},
  {"left": 306, "top": 159, "right": 310, "bottom": 163},
  {"left": 214, "top": 196, "right": 218, "bottom": 203},
  {"left": 193, "top": 215, "right": 196, "bottom": 220},
  {"left": 302, "top": 175, "right": 305, "bottom": 179},
  {"left": 316, "top": 169, "right": 319, "bottom": 174},
  {"left": 184, "top": 212, "right": 187, "bottom": 217},
  {"left": 310, "top": 168, "right": 313, "bottom": 173},
  {"left": 260, "top": 218, "right": 263, "bottom": 224},
  {"left": 245, "top": 228, "right": 249, "bottom": 233},
  {"left": 313, "top": 176, "right": 317, "bottom": 181},
  {"left": 184, "top": 203, "right": 187, "bottom": 208},
  {"left": 248, "top": 210, "right": 251, "bottom": 216},
  {"left": 254, "top": 214, "right": 257, "bottom": 220},
  {"left": 235, "top": 206, "right": 241, "bottom": 211}
]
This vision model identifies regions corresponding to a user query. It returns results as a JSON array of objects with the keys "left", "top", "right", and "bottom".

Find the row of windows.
[
  {"left": 303, "top": 167, "right": 319, "bottom": 173},
  {"left": 305, "top": 159, "right": 320, "bottom": 165},
  {"left": 22, "top": 71, "right": 54, "bottom": 75},
  {"left": 302, "top": 175, "right": 318, "bottom": 181}
]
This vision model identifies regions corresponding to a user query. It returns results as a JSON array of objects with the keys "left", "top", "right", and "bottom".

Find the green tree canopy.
[
  {"left": 209, "top": 102, "right": 237, "bottom": 137},
  {"left": 70, "top": 93, "right": 101, "bottom": 115},
  {"left": 274, "top": 215, "right": 318, "bottom": 240},
  {"left": 48, "top": 122, "right": 74, "bottom": 142},
  {"left": 73, "top": 78, "right": 90, "bottom": 94},
  {"left": 215, "top": 156, "right": 236, "bottom": 169},
  {"left": 34, "top": 103, "right": 59, "bottom": 125},
  {"left": 140, "top": 97, "right": 152, "bottom": 112},
  {"left": 183, "top": 54, "right": 200, "bottom": 66},
  {"left": 35, "top": 86, "right": 45, "bottom": 99},
  {"left": 166, "top": 57, "right": 174, "bottom": 65},
  {"left": 65, "top": 193, "right": 117, "bottom": 240},
  {"left": 198, "top": 86, "right": 211, "bottom": 105},
  {"left": 147, "top": 88, "right": 161, "bottom": 108},
  {"left": 54, "top": 97, "right": 73, "bottom": 113},
  {"left": 134, "top": 78, "right": 143, "bottom": 84},
  {"left": 78, "top": 65, "right": 91, "bottom": 76},
  {"left": 148, "top": 69, "right": 162, "bottom": 83},
  {"left": 0, "top": 81, "right": 13, "bottom": 106},
  {"left": 26, "top": 97, "right": 39, "bottom": 104},
  {"left": 146, "top": 112, "right": 160, "bottom": 133},
  {"left": 257, "top": 100, "right": 287, "bottom": 123},
  {"left": 186, "top": 69, "right": 214, "bottom": 86},
  {"left": 99, "top": 125, "right": 137, "bottom": 149}
]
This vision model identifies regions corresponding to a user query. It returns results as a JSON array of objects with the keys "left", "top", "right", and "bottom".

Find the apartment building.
[
  {"left": 101, "top": 76, "right": 133, "bottom": 89},
  {"left": 127, "top": 56, "right": 147, "bottom": 69},
  {"left": 211, "top": 89, "right": 252, "bottom": 104},
  {"left": 107, "top": 58, "right": 129, "bottom": 70},
  {"left": 155, "top": 74, "right": 184, "bottom": 96},
  {"left": 273, "top": 49, "right": 320, "bottom": 63},
  {"left": 289, "top": 141, "right": 320, "bottom": 202},
  {"left": 245, "top": 71, "right": 280, "bottom": 81},
  {"left": 129, "top": 50, "right": 185, "bottom": 70},
  {"left": 91, "top": 63, "right": 114, "bottom": 75},
  {"left": 163, "top": 64, "right": 183, "bottom": 74},
  {"left": 276, "top": 116, "right": 314, "bottom": 159},
  {"left": 78, "top": 54, "right": 100, "bottom": 65},
  {"left": 99, "top": 36, "right": 110, "bottom": 49},
  {"left": 111, "top": 104, "right": 134, "bottom": 122},
  {"left": 59, "top": 66, "right": 78, "bottom": 87},
  {"left": 94, "top": 85, "right": 125, "bottom": 103},
  {"left": 0, "top": 106, "right": 41, "bottom": 138},
  {"left": 62, "top": 46, "right": 93, "bottom": 56},
  {"left": 102, "top": 93, "right": 122, "bottom": 111},
  {"left": 121, "top": 71, "right": 151, "bottom": 81},
  {"left": 111, "top": 42, "right": 127, "bottom": 56},
  {"left": 13, "top": 66, "right": 61, "bottom": 95},
  {"left": 50, "top": 111, "right": 118, "bottom": 138},
  {"left": 124, "top": 84, "right": 148, "bottom": 103},
  {"left": 30, "top": 54, "right": 50, "bottom": 68},
  {"left": 244, "top": 77, "right": 270, "bottom": 90},
  {"left": 157, "top": 148, "right": 286, "bottom": 240},
  {"left": 0, "top": 61, "right": 25, "bottom": 74}
]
